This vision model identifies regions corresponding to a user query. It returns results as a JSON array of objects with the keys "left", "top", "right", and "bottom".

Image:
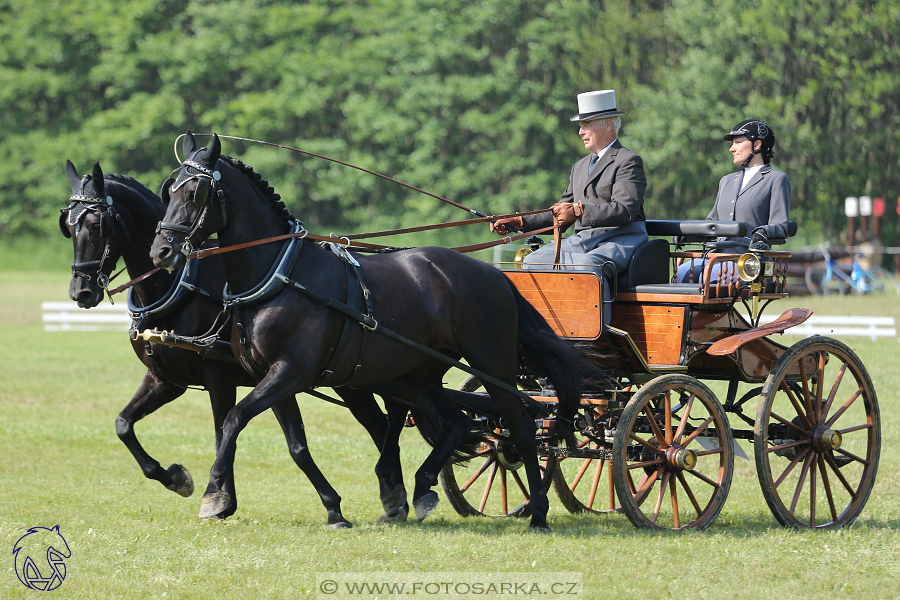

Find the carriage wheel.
[
  {"left": 440, "top": 376, "right": 554, "bottom": 518},
  {"left": 754, "top": 337, "right": 880, "bottom": 528},
  {"left": 612, "top": 375, "right": 734, "bottom": 530}
]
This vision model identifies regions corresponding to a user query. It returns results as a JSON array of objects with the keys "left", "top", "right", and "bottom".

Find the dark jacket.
[
  {"left": 708, "top": 165, "right": 791, "bottom": 251},
  {"left": 522, "top": 139, "right": 647, "bottom": 234}
]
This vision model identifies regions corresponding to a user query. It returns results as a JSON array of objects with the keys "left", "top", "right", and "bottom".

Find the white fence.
[
  {"left": 759, "top": 314, "right": 896, "bottom": 341},
  {"left": 41, "top": 301, "right": 896, "bottom": 341},
  {"left": 41, "top": 301, "right": 130, "bottom": 332}
]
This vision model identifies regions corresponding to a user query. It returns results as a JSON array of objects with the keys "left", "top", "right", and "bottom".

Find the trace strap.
[{"left": 275, "top": 271, "right": 551, "bottom": 417}]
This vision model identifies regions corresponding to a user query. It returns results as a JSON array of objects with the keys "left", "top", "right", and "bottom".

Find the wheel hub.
[
  {"left": 666, "top": 446, "right": 697, "bottom": 471},
  {"left": 496, "top": 440, "right": 524, "bottom": 470},
  {"left": 811, "top": 424, "right": 842, "bottom": 453}
]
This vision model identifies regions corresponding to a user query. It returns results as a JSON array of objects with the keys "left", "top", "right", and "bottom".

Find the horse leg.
[
  {"left": 270, "top": 398, "right": 352, "bottom": 529},
  {"left": 115, "top": 373, "right": 195, "bottom": 497},
  {"left": 375, "top": 399, "right": 410, "bottom": 522},
  {"left": 335, "top": 389, "right": 408, "bottom": 522},
  {"left": 481, "top": 384, "right": 550, "bottom": 533},
  {"left": 408, "top": 389, "right": 473, "bottom": 523},
  {"left": 200, "top": 364, "right": 306, "bottom": 520}
]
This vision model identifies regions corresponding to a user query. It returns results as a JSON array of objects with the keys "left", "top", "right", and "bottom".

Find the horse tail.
[
  {"left": 410, "top": 408, "right": 488, "bottom": 464},
  {"left": 508, "top": 280, "right": 599, "bottom": 447}
]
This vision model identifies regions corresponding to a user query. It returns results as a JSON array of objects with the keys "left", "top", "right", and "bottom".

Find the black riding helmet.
[{"left": 724, "top": 119, "right": 775, "bottom": 166}]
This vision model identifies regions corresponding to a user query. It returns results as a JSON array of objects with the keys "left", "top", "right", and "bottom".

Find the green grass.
[{"left": 2, "top": 268, "right": 900, "bottom": 599}]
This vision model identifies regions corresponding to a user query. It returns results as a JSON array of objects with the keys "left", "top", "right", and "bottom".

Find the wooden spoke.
[
  {"left": 460, "top": 456, "right": 494, "bottom": 493},
  {"left": 651, "top": 471, "right": 671, "bottom": 525},
  {"left": 774, "top": 446, "right": 810, "bottom": 488},
  {"left": 570, "top": 456, "right": 594, "bottom": 489},
  {"left": 837, "top": 423, "right": 872, "bottom": 435},
  {"left": 695, "top": 448, "right": 724, "bottom": 457},
  {"left": 675, "top": 470, "right": 703, "bottom": 516},
  {"left": 685, "top": 468, "right": 720, "bottom": 488},
  {"left": 767, "top": 438, "right": 809, "bottom": 454},
  {"left": 671, "top": 476, "right": 680, "bottom": 529},
  {"left": 823, "top": 453, "right": 858, "bottom": 499},
  {"left": 450, "top": 447, "right": 493, "bottom": 464},
  {"left": 825, "top": 387, "right": 864, "bottom": 428},
  {"left": 587, "top": 458, "right": 603, "bottom": 510},
  {"left": 511, "top": 469, "right": 530, "bottom": 499},
  {"left": 781, "top": 381, "right": 812, "bottom": 429},
  {"left": 500, "top": 466, "right": 508, "bottom": 515},
  {"left": 834, "top": 447, "right": 870, "bottom": 466},
  {"left": 769, "top": 411, "right": 810, "bottom": 436},
  {"left": 628, "top": 432, "right": 666, "bottom": 457},
  {"left": 819, "top": 362, "right": 848, "bottom": 422},
  {"left": 641, "top": 405, "right": 668, "bottom": 449},
  {"left": 789, "top": 451, "right": 815, "bottom": 513},
  {"left": 798, "top": 357, "right": 816, "bottom": 427},
  {"left": 673, "top": 393, "right": 696, "bottom": 444},
  {"left": 627, "top": 457, "right": 664, "bottom": 471},
  {"left": 809, "top": 452, "right": 817, "bottom": 526},
  {"left": 680, "top": 415, "right": 715, "bottom": 446},
  {"left": 817, "top": 455, "right": 838, "bottom": 523},
  {"left": 664, "top": 391, "right": 673, "bottom": 446},
  {"left": 478, "top": 462, "right": 498, "bottom": 513}
]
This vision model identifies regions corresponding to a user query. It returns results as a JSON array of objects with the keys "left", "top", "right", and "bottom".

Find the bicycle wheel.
[
  {"left": 868, "top": 267, "right": 900, "bottom": 296},
  {"left": 804, "top": 266, "right": 829, "bottom": 295}
]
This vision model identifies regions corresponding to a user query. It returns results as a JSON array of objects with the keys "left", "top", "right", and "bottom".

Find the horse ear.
[
  {"left": 160, "top": 178, "right": 175, "bottom": 206},
  {"left": 92, "top": 162, "right": 105, "bottom": 195},
  {"left": 99, "top": 212, "right": 112, "bottom": 238},
  {"left": 193, "top": 178, "right": 210, "bottom": 208},
  {"left": 209, "top": 133, "right": 222, "bottom": 164},
  {"left": 59, "top": 211, "right": 72, "bottom": 238},
  {"left": 65, "top": 160, "right": 80, "bottom": 189},
  {"left": 183, "top": 130, "right": 197, "bottom": 158}
]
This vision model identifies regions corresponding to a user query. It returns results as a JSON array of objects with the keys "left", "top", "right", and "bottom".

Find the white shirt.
[
  {"left": 740, "top": 165, "right": 763, "bottom": 192},
  {"left": 594, "top": 138, "right": 618, "bottom": 162}
]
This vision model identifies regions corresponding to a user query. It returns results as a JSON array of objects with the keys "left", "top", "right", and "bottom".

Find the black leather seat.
[{"left": 616, "top": 238, "right": 671, "bottom": 290}]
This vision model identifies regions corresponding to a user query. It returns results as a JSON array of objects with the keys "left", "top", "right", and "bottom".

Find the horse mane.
[
  {"left": 219, "top": 154, "right": 295, "bottom": 231},
  {"left": 104, "top": 173, "right": 161, "bottom": 203}
]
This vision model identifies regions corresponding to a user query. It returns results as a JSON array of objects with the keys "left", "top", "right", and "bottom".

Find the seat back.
[{"left": 617, "top": 238, "right": 671, "bottom": 290}]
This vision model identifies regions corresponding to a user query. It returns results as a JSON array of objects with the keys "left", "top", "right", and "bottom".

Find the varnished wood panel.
[
  {"left": 503, "top": 271, "right": 603, "bottom": 340},
  {"left": 608, "top": 304, "right": 686, "bottom": 364}
]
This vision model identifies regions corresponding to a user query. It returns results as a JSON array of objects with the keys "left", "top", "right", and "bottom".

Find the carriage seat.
[{"left": 615, "top": 238, "right": 671, "bottom": 291}]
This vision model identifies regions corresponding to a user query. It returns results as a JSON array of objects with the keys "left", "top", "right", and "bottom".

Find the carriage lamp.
[
  {"left": 736, "top": 253, "right": 762, "bottom": 282},
  {"left": 514, "top": 247, "right": 532, "bottom": 268},
  {"left": 736, "top": 252, "right": 775, "bottom": 282}
]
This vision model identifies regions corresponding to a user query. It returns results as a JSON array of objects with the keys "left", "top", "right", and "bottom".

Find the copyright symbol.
[{"left": 319, "top": 579, "right": 338, "bottom": 594}]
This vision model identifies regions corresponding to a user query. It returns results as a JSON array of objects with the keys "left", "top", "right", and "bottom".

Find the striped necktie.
[{"left": 588, "top": 153, "right": 600, "bottom": 174}]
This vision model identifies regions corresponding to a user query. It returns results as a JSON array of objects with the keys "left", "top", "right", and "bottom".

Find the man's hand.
[
  {"left": 490, "top": 215, "right": 523, "bottom": 235},
  {"left": 749, "top": 226, "right": 770, "bottom": 250},
  {"left": 551, "top": 202, "right": 582, "bottom": 227}
]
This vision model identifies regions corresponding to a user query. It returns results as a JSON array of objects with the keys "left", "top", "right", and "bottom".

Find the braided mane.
[
  {"left": 220, "top": 154, "right": 296, "bottom": 231},
  {"left": 104, "top": 173, "right": 160, "bottom": 202}
]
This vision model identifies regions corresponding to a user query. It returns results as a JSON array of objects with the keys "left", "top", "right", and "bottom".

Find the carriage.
[
  {"left": 439, "top": 220, "right": 880, "bottom": 531},
  {"left": 64, "top": 133, "right": 879, "bottom": 533}
]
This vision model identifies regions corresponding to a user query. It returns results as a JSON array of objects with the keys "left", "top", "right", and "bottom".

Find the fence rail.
[
  {"left": 759, "top": 314, "right": 896, "bottom": 341},
  {"left": 41, "top": 301, "right": 130, "bottom": 332}
]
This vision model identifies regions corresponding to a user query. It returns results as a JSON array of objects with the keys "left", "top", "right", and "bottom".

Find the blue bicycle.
[{"left": 805, "top": 247, "right": 900, "bottom": 296}]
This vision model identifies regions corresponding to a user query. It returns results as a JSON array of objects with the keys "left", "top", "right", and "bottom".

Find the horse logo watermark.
[{"left": 12, "top": 525, "right": 71, "bottom": 591}]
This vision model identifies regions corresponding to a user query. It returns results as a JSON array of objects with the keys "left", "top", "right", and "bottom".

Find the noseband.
[{"left": 157, "top": 159, "right": 227, "bottom": 257}]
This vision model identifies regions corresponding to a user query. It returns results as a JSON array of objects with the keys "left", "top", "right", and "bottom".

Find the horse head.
[
  {"left": 151, "top": 131, "right": 227, "bottom": 272},
  {"left": 13, "top": 525, "right": 71, "bottom": 591},
  {"left": 60, "top": 160, "right": 136, "bottom": 308}
]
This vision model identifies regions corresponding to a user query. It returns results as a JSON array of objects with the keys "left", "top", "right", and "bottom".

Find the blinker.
[{"left": 194, "top": 178, "right": 210, "bottom": 208}]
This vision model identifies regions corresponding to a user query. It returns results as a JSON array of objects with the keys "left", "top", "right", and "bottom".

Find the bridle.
[
  {"left": 156, "top": 158, "right": 227, "bottom": 259},
  {"left": 63, "top": 183, "right": 131, "bottom": 293}
]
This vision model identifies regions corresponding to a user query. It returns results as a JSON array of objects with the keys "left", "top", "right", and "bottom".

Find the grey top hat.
[{"left": 570, "top": 89, "right": 626, "bottom": 122}]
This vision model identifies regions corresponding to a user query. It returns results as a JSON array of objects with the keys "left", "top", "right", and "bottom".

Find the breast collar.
[
  {"left": 127, "top": 258, "right": 207, "bottom": 332},
  {"left": 221, "top": 221, "right": 305, "bottom": 310}
]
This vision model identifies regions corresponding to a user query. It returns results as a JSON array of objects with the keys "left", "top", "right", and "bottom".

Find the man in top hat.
[{"left": 491, "top": 90, "right": 648, "bottom": 312}]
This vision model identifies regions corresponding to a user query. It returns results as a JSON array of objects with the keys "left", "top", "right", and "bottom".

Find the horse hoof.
[
  {"left": 163, "top": 464, "right": 194, "bottom": 498},
  {"left": 376, "top": 504, "right": 409, "bottom": 523},
  {"left": 529, "top": 524, "right": 552, "bottom": 534},
  {"left": 414, "top": 492, "right": 440, "bottom": 522},
  {"left": 199, "top": 491, "right": 232, "bottom": 520},
  {"left": 328, "top": 521, "right": 353, "bottom": 530}
]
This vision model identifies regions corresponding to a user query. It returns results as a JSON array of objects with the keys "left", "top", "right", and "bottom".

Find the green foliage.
[{"left": 0, "top": 0, "right": 897, "bottom": 248}]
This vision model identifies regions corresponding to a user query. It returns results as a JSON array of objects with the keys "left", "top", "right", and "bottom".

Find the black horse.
[
  {"left": 60, "top": 160, "right": 412, "bottom": 527},
  {"left": 150, "top": 132, "right": 586, "bottom": 532}
]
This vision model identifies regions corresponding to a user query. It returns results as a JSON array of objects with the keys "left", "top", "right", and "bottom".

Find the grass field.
[{"left": 2, "top": 262, "right": 900, "bottom": 599}]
